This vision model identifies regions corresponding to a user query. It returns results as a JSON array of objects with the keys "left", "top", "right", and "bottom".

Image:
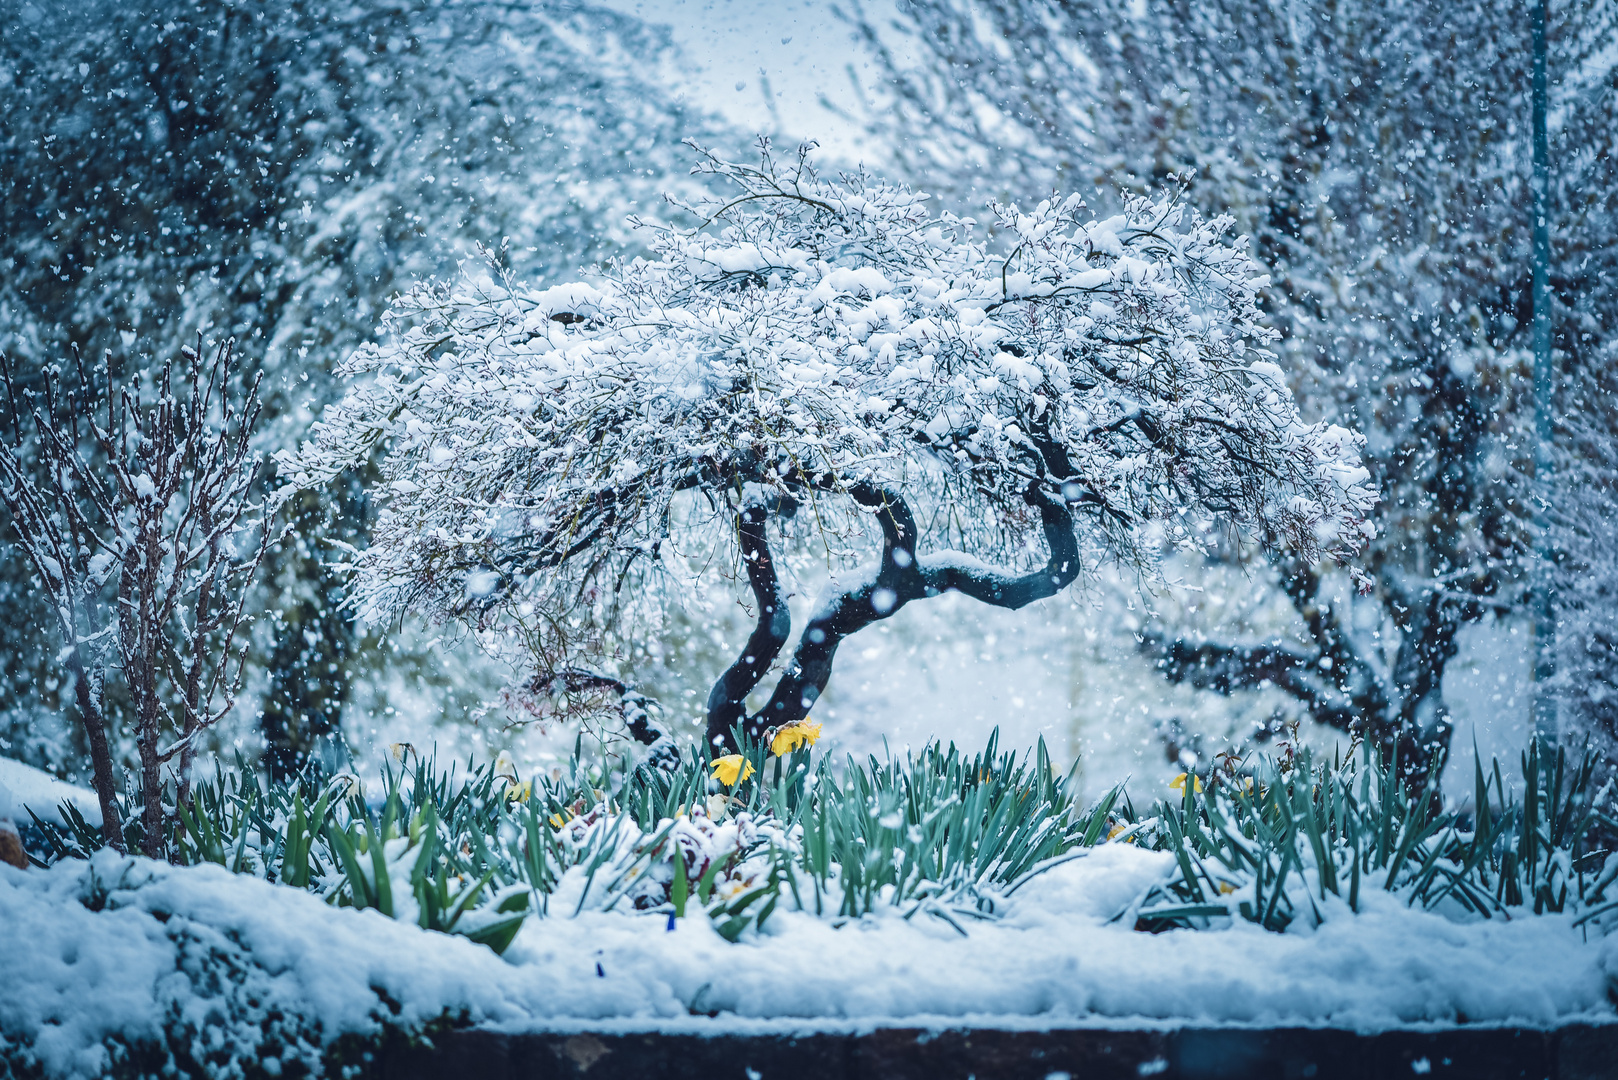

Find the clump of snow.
[{"left": 3, "top": 844, "right": 1614, "bottom": 1078}]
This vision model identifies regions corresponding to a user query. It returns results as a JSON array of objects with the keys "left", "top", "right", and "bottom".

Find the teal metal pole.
[{"left": 1531, "top": 0, "right": 1557, "bottom": 745}]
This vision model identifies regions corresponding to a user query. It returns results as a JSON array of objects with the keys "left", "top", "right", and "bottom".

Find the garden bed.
[
  {"left": 3, "top": 843, "right": 1614, "bottom": 1078},
  {"left": 4, "top": 735, "right": 1616, "bottom": 1078}
]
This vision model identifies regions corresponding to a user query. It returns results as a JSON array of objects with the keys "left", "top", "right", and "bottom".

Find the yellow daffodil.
[
  {"left": 387, "top": 741, "right": 415, "bottom": 763},
  {"left": 1168, "top": 772, "right": 1204, "bottom": 794},
  {"left": 1106, "top": 821, "right": 1130, "bottom": 841},
  {"left": 769, "top": 718, "right": 823, "bottom": 756},
  {"left": 506, "top": 779, "right": 533, "bottom": 803},
  {"left": 719, "top": 878, "right": 750, "bottom": 900},
  {"left": 710, "top": 754, "right": 755, "bottom": 787},
  {"left": 493, "top": 750, "right": 519, "bottom": 787},
  {"left": 328, "top": 772, "right": 362, "bottom": 802},
  {"left": 1218, "top": 881, "right": 1236, "bottom": 895},
  {"left": 548, "top": 811, "right": 570, "bottom": 828}
]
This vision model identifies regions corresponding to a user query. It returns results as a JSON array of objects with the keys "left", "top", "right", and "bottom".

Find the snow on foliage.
[
  {"left": 283, "top": 143, "right": 1375, "bottom": 747},
  {"left": 2, "top": 846, "right": 1613, "bottom": 1078}
]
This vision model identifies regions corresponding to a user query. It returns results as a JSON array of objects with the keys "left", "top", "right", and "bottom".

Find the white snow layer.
[
  {"left": 0, "top": 756, "right": 101, "bottom": 828},
  {"left": 3, "top": 845, "right": 1615, "bottom": 1077}
]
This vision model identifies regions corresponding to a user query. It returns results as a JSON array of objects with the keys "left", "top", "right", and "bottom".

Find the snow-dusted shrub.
[
  {"left": 27, "top": 729, "right": 1118, "bottom": 943},
  {"left": 1132, "top": 740, "right": 1618, "bottom": 932},
  {"left": 282, "top": 142, "right": 1376, "bottom": 753},
  {"left": 0, "top": 341, "right": 274, "bottom": 860}
]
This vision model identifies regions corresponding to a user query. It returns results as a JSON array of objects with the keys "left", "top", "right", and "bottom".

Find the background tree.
[
  {"left": 0, "top": 0, "right": 734, "bottom": 777},
  {"left": 1545, "top": 0, "right": 1618, "bottom": 747},
  {"left": 281, "top": 144, "right": 1375, "bottom": 754},
  {"left": 851, "top": 0, "right": 1618, "bottom": 775}
]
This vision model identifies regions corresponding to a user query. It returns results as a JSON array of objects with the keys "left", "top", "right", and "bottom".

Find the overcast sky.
[{"left": 595, "top": 0, "right": 909, "bottom": 164}]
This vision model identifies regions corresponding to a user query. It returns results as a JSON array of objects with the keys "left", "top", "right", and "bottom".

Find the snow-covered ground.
[{"left": 3, "top": 846, "right": 1612, "bottom": 1078}]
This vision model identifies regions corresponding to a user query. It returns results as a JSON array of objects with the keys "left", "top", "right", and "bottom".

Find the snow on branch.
[{"left": 281, "top": 141, "right": 1376, "bottom": 698}]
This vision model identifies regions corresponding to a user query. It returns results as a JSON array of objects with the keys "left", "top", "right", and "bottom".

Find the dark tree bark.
[
  {"left": 704, "top": 484, "right": 1081, "bottom": 752},
  {"left": 704, "top": 504, "right": 794, "bottom": 749},
  {"left": 63, "top": 610, "right": 126, "bottom": 851}
]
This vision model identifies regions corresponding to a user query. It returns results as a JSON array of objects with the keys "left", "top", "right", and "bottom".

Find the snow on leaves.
[{"left": 282, "top": 142, "right": 1376, "bottom": 647}]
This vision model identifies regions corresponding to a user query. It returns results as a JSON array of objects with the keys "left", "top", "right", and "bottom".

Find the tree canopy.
[{"left": 284, "top": 144, "right": 1376, "bottom": 751}]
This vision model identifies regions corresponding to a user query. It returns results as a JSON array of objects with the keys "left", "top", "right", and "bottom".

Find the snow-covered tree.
[
  {"left": 0, "top": 339, "right": 272, "bottom": 856},
  {"left": 852, "top": 0, "right": 1618, "bottom": 774},
  {"left": 0, "top": 0, "right": 733, "bottom": 776},
  {"left": 283, "top": 144, "right": 1375, "bottom": 753}
]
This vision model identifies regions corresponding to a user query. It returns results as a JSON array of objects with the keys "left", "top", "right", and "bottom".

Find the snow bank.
[
  {"left": 0, "top": 851, "right": 527, "bottom": 1078},
  {"left": 0, "top": 756, "right": 101, "bottom": 828},
  {"left": 2, "top": 845, "right": 1613, "bottom": 1078}
]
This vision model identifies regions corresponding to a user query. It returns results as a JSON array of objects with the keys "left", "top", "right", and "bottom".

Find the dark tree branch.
[
  {"left": 533, "top": 667, "right": 674, "bottom": 764},
  {"left": 1270, "top": 549, "right": 1458, "bottom": 782},
  {"left": 920, "top": 486, "right": 1081, "bottom": 609},
  {"left": 1150, "top": 635, "right": 1317, "bottom": 700},
  {"left": 1143, "top": 546, "right": 1463, "bottom": 786},
  {"left": 1272, "top": 552, "right": 1393, "bottom": 725},
  {"left": 745, "top": 484, "right": 926, "bottom": 740}
]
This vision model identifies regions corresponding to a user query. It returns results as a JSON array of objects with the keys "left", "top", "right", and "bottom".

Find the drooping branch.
[
  {"left": 919, "top": 487, "right": 1082, "bottom": 610},
  {"left": 704, "top": 504, "right": 793, "bottom": 750},
  {"left": 532, "top": 667, "right": 674, "bottom": 764}
]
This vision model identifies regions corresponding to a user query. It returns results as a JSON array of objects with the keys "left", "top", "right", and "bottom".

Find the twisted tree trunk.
[{"left": 705, "top": 484, "right": 1081, "bottom": 752}]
